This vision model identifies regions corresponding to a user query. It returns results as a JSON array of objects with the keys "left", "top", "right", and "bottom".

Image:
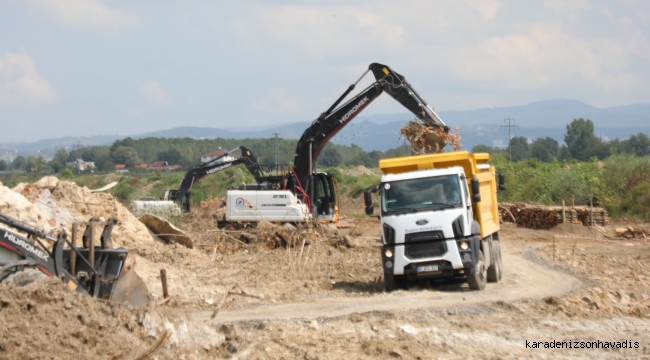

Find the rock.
[
  {"left": 256, "top": 220, "right": 277, "bottom": 232},
  {"left": 239, "top": 232, "right": 258, "bottom": 244},
  {"left": 616, "top": 291, "right": 630, "bottom": 304},
  {"left": 220, "top": 323, "right": 242, "bottom": 341},
  {"left": 138, "top": 213, "right": 193, "bottom": 248},
  {"left": 389, "top": 348, "right": 403, "bottom": 358},
  {"left": 343, "top": 235, "right": 358, "bottom": 248},
  {"left": 282, "top": 223, "right": 297, "bottom": 231},
  {"left": 227, "top": 342, "right": 238, "bottom": 353},
  {"left": 34, "top": 176, "right": 60, "bottom": 191},
  {"left": 0, "top": 183, "right": 48, "bottom": 234},
  {"left": 309, "top": 320, "right": 319, "bottom": 330}
]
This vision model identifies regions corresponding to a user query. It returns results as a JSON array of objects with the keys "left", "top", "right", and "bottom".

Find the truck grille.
[{"left": 404, "top": 231, "right": 447, "bottom": 259}]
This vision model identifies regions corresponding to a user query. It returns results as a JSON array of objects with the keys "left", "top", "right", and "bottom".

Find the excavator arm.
[
  {"left": 292, "top": 62, "right": 449, "bottom": 191},
  {"left": 171, "top": 146, "right": 262, "bottom": 211}
]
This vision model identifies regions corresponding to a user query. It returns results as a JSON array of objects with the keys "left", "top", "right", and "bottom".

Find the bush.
[
  {"left": 112, "top": 182, "right": 134, "bottom": 201},
  {"left": 59, "top": 168, "right": 74, "bottom": 180}
]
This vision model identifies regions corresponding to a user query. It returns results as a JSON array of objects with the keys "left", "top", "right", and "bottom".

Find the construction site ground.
[{"left": 1, "top": 179, "right": 650, "bottom": 359}]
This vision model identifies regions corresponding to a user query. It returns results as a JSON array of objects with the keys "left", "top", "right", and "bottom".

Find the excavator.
[
  {"left": 164, "top": 146, "right": 266, "bottom": 212},
  {"left": 0, "top": 214, "right": 151, "bottom": 307},
  {"left": 225, "top": 63, "right": 449, "bottom": 223}
]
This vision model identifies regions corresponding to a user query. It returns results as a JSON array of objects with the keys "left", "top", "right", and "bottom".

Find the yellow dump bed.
[{"left": 379, "top": 151, "right": 499, "bottom": 238}]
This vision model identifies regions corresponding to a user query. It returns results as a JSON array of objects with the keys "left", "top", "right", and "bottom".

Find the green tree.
[
  {"left": 48, "top": 159, "right": 64, "bottom": 173},
  {"left": 27, "top": 156, "right": 47, "bottom": 173},
  {"left": 157, "top": 148, "right": 184, "bottom": 164},
  {"left": 383, "top": 144, "right": 412, "bottom": 158},
  {"left": 54, "top": 149, "right": 68, "bottom": 164},
  {"left": 623, "top": 133, "right": 650, "bottom": 156},
  {"left": 0, "top": 160, "right": 6, "bottom": 171},
  {"left": 60, "top": 168, "right": 74, "bottom": 180},
  {"left": 472, "top": 144, "right": 497, "bottom": 154},
  {"left": 529, "top": 137, "right": 559, "bottom": 162},
  {"left": 564, "top": 118, "right": 598, "bottom": 161},
  {"left": 111, "top": 146, "right": 141, "bottom": 168},
  {"left": 623, "top": 182, "right": 650, "bottom": 219},
  {"left": 319, "top": 147, "right": 343, "bottom": 167},
  {"left": 509, "top": 136, "right": 529, "bottom": 161},
  {"left": 12, "top": 155, "right": 26, "bottom": 170}
]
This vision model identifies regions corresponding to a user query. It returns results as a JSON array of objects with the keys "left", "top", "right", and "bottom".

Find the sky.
[{"left": 0, "top": 0, "right": 649, "bottom": 143}]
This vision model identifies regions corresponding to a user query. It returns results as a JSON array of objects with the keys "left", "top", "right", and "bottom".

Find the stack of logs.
[
  {"left": 499, "top": 202, "right": 608, "bottom": 230},
  {"left": 614, "top": 226, "right": 648, "bottom": 239}
]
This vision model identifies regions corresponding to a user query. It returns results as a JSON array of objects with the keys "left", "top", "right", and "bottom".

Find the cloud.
[
  {"left": 27, "top": 0, "right": 136, "bottom": 29},
  {"left": 464, "top": 0, "right": 501, "bottom": 20},
  {"left": 231, "top": 3, "right": 406, "bottom": 60},
  {"left": 0, "top": 51, "right": 57, "bottom": 104},
  {"left": 543, "top": 0, "right": 589, "bottom": 11},
  {"left": 141, "top": 80, "right": 166, "bottom": 102},
  {"left": 254, "top": 88, "right": 301, "bottom": 114},
  {"left": 435, "top": 21, "right": 642, "bottom": 92}
]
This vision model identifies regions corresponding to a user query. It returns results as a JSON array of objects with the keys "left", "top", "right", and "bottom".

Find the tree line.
[
  {"left": 5, "top": 137, "right": 413, "bottom": 173},
  {"left": 472, "top": 118, "right": 650, "bottom": 162},
  {"left": 5, "top": 117, "right": 649, "bottom": 174}
]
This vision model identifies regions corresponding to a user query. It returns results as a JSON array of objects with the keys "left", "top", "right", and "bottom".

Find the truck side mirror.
[
  {"left": 498, "top": 173, "right": 506, "bottom": 191},
  {"left": 364, "top": 191, "right": 372, "bottom": 207},
  {"left": 471, "top": 178, "right": 481, "bottom": 202},
  {"left": 363, "top": 191, "right": 374, "bottom": 215}
]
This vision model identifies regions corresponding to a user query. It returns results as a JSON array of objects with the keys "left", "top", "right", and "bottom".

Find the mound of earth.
[
  {"left": 553, "top": 222, "right": 600, "bottom": 237},
  {"left": 13, "top": 176, "right": 155, "bottom": 249}
]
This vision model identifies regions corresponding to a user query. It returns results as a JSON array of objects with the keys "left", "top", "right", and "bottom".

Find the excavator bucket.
[{"left": 107, "top": 250, "right": 152, "bottom": 307}]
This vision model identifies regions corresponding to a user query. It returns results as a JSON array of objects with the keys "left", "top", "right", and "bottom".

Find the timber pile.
[
  {"left": 614, "top": 226, "right": 649, "bottom": 239},
  {"left": 499, "top": 202, "right": 559, "bottom": 229},
  {"left": 499, "top": 202, "right": 608, "bottom": 229}
]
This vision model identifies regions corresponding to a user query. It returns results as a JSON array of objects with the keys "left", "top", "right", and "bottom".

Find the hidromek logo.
[
  {"left": 206, "top": 163, "right": 233, "bottom": 175},
  {"left": 339, "top": 96, "right": 369, "bottom": 124},
  {"left": 3, "top": 231, "right": 49, "bottom": 261}
]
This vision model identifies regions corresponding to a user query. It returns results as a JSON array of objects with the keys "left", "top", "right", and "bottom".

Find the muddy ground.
[{"left": 2, "top": 205, "right": 650, "bottom": 359}]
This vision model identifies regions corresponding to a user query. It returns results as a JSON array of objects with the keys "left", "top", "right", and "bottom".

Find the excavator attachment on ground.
[{"left": 0, "top": 213, "right": 152, "bottom": 308}]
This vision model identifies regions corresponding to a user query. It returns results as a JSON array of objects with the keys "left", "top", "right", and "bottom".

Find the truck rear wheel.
[
  {"left": 487, "top": 239, "right": 502, "bottom": 283},
  {"left": 1, "top": 268, "right": 48, "bottom": 287},
  {"left": 467, "top": 251, "right": 487, "bottom": 290}
]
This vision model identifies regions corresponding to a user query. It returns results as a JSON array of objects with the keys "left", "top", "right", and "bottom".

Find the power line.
[{"left": 501, "top": 118, "right": 518, "bottom": 161}]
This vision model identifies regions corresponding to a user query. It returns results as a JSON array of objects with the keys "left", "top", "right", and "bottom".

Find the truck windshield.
[{"left": 381, "top": 174, "right": 462, "bottom": 214}]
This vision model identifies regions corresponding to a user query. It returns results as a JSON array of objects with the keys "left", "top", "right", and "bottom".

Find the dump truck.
[
  {"left": 0, "top": 214, "right": 152, "bottom": 307},
  {"left": 364, "top": 151, "right": 505, "bottom": 291}
]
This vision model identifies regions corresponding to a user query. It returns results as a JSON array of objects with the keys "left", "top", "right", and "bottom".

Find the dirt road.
[{"left": 193, "top": 244, "right": 582, "bottom": 324}]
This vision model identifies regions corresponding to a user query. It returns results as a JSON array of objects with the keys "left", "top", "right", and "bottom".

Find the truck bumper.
[{"left": 381, "top": 235, "right": 481, "bottom": 279}]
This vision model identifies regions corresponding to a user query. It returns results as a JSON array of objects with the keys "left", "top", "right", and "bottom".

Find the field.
[{"left": 0, "top": 176, "right": 649, "bottom": 359}]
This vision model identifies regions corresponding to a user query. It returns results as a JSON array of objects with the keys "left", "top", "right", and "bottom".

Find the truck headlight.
[
  {"left": 459, "top": 241, "right": 469, "bottom": 250},
  {"left": 384, "top": 249, "right": 393, "bottom": 258}
]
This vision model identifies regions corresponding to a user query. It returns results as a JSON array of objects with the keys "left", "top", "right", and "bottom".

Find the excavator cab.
[{"left": 312, "top": 173, "right": 339, "bottom": 222}]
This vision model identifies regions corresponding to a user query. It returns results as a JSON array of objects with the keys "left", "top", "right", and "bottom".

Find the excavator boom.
[{"left": 292, "top": 62, "right": 449, "bottom": 194}]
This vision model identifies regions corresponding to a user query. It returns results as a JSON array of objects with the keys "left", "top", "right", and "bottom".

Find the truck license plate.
[{"left": 416, "top": 264, "right": 438, "bottom": 273}]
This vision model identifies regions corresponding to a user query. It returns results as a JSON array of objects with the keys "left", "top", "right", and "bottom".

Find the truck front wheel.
[
  {"left": 467, "top": 251, "right": 487, "bottom": 290},
  {"left": 384, "top": 274, "right": 407, "bottom": 292}
]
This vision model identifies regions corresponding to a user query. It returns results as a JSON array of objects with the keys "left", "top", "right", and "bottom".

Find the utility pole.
[
  {"left": 501, "top": 118, "right": 518, "bottom": 161},
  {"left": 273, "top": 133, "right": 280, "bottom": 169}
]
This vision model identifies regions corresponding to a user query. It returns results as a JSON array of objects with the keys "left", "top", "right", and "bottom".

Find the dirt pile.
[
  {"left": 0, "top": 279, "right": 230, "bottom": 359},
  {"left": 0, "top": 183, "right": 48, "bottom": 234},
  {"left": 13, "top": 176, "right": 155, "bottom": 249}
]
